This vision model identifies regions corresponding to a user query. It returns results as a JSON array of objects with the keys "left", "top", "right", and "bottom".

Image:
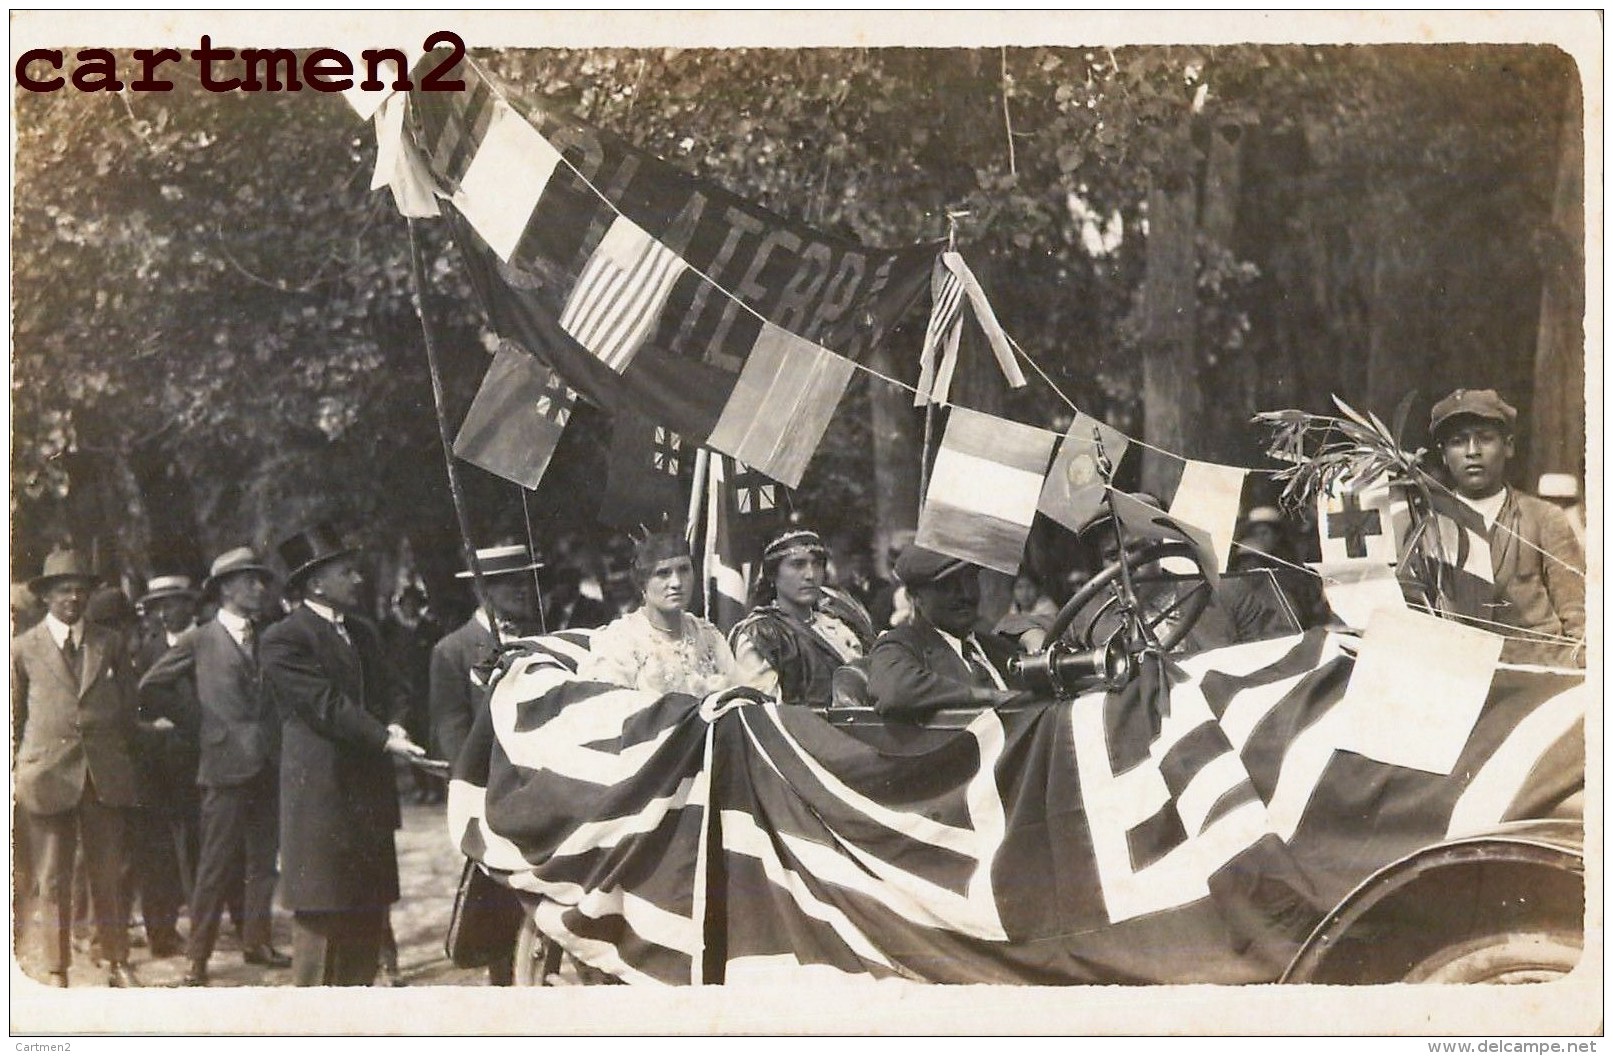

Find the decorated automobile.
[{"left": 443, "top": 510, "right": 1585, "bottom": 987}]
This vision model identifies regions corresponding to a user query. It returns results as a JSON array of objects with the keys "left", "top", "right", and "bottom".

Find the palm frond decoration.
[{"left": 1253, "top": 391, "right": 1457, "bottom": 616}]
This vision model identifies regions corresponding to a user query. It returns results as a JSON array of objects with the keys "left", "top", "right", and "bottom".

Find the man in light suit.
[
  {"left": 140, "top": 547, "right": 290, "bottom": 986},
  {"left": 260, "top": 524, "right": 424, "bottom": 986},
  {"left": 865, "top": 547, "right": 1029, "bottom": 721},
  {"left": 12, "top": 550, "right": 142, "bottom": 987}
]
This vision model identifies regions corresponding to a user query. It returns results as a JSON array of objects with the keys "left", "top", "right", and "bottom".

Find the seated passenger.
[
  {"left": 1230, "top": 506, "right": 1330, "bottom": 629},
  {"left": 730, "top": 529, "right": 873, "bottom": 708},
  {"left": 865, "top": 546, "right": 1029, "bottom": 721},
  {"left": 580, "top": 530, "right": 742, "bottom": 696},
  {"left": 1405, "top": 388, "right": 1585, "bottom": 667}
]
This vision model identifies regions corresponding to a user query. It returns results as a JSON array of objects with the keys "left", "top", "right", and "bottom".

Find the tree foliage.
[{"left": 10, "top": 43, "right": 1578, "bottom": 595}]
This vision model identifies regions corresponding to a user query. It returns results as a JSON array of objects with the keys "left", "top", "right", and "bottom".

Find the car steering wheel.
[{"left": 1044, "top": 540, "right": 1214, "bottom": 655}]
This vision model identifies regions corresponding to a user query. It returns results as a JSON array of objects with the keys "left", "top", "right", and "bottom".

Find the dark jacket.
[
  {"left": 865, "top": 615, "right": 1019, "bottom": 720},
  {"left": 260, "top": 604, "right": 405, "bottom": 913},
  {"left": 139, "top": 618, "right": 275, "bottom": 788},
  {"left": 729, "top": 607, "right": 853, "bottom": 709},
  {"left": 12, "top": 621, "right": 140, "bottom": 815},
  {"left": 428, "top": 616, "right": 499, "bottom": 768}
]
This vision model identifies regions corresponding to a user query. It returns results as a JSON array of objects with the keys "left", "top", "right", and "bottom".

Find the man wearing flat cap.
[
  {"left": 12, "top": 550, "right": 142, "bottom": 987},
  {"left": 140, "top": 547, "right": 289, "bottom": 985},
  {"left": 865, "top": 546, "right": 1030, "bottom": 720},
  {"left": 258, "top": 525, "right": 424, "bottom": 986},
  {"left": 1414, "top": 388, "right": 1585, "bottom": 666}
]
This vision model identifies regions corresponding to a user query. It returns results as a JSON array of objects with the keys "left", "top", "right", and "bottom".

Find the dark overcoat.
[
  {"left": 260, "top": 604, "right": 403, "bottom": 913},
  {"left": 865, "top": 616, "right": 1019, "bottom": 720}
]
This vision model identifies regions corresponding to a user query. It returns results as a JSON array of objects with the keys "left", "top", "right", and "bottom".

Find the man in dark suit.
[
  {"left": 259, "top": 525, "right": 424, "bottom": 986},
  {"left": 427, "top": 542, "right": 544, "bottom": 986},
  {"left": 127, "top": 573, "right": 202, "bottom": 959},
  {"left": 429, "top": 543, "right": 544, "bottom": 770},
  {"left": 12, "top": 550, "right": 142, "bottom": 987},
  {"left": 140, "top": 547, "right": 291, "bottom": 986},
  {"left": 865, "top": 547, "right": 1029, "bottom": 721}
]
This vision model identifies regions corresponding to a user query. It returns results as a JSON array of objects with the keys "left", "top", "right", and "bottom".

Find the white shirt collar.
[
  {"left": 932, "top": 625, "right": 1006, "bottom": 690},
  {"left": 1458, "top": 485, "right": 1509, "bottom": 530},
  {"left": 474, "top": 607, "right": 492, "bottom": 633},
  {"left": 165, "top": 621, "right": 197, "bottom": 648},
  {"left": 43, "top": 613, "right": 82, "bottom": 649},
  {"left": 216, "top": 608, "right": 252, "bottom": 644},
  {"left": 302, "top": 598, "right": 344, "bottom": 626}
]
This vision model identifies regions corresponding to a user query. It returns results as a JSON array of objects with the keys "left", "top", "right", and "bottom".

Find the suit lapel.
[
  {"left": 914, "top": 618, "right": 971, "bottom": 683},
  {"left": 77, "top": 627, "right": 107, "bottom": 697}
]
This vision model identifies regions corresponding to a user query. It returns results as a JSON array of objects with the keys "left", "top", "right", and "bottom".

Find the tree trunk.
[
  {"left": 1139, "top": 170, "right": 1201, "bottom": 498},
  {"left": 1530, "top": 74, "right": 1586, "bottom": 486}
]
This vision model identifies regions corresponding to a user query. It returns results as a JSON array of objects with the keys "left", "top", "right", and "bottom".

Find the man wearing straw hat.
[
  {"left": 12, "top": 549, "right": 142, "bottom": 987},
  {"left": 428, "top": 542, "right": 545, "bottom": 772},
  {"left": 258, "top": 524, "right": 424, "bottom": 986},
  {"left": 139, "top": 547, "right": 290, "bottom": 986},
  {"left": 427, "top": 541, "right": 544, "bottom": 987}
]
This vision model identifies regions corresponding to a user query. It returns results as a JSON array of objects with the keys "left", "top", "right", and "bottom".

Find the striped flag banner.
[
  {"left": 706, "top": 324, "right": 855, "bottom": 490},
  {"left": 560, "top": 216, "right": 687, "bottom": 373},
  {"left": 913, "top": 257, "right": 965, "bottom": 407},
  {"left": 915, "top": 407, "right": 1059, "bottom": 575},
  {"left": 452, "top": 628, "right": 1584, "bottom": 985},
  {"left": 451, "top": 102, "right": 565, "bottom": 261}
]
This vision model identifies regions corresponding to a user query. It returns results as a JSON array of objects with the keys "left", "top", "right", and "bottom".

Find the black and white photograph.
[{"left": 7, "top": 9, "right": 1599, "bottom": 1040}]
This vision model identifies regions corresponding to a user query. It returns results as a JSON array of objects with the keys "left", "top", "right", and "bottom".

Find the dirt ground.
[{"left": 18, "top": 777, "right": 495, "bottom": 990}]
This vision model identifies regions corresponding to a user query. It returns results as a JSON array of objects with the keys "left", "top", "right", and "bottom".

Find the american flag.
[
  {"left": 913, "top": 257, "right": 965, "bottom": 407},
  {"left": 449, "top": 629, "right": 1584, "bottom": 985},
  {"left": 560, "top": 215, "right": 686, "bottom": 373}
]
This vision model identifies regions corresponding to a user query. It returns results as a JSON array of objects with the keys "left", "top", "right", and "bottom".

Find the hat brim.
[
  {"left": 201, "top": 564, "right": 276, "bottom": 594},
  {"left": 284, "top": 548, "right": 359, "bottom": 589},
  {"left": 139, "top": 587, "right": 201, "bottom": 605},
  {"left": 454, "top": 561, "right": 545, "bottom": 580},
  {"left": 1431, "top": 409, "right": 1513, "bottom": 439},
  {"left": 28, "top": 571, "right": 101, "bottom": 596}
]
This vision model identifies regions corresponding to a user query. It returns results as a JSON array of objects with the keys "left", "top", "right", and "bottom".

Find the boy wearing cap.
[
  {"left": 1422, "top": 388, "right": 1585, "bottom": 666},
  {"left": 139, "top": 547, "right": 290, "bottom": 985},
  {"left": 12, "top": 550, "right": 142, "bottom": 987},
  {"left": 865, "top": 546, "right": 1031, "bottom": 720}
]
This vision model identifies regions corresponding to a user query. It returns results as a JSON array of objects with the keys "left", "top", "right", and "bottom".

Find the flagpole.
[{"left": 406, "top": 217, "right": 502, "bottom": 645}]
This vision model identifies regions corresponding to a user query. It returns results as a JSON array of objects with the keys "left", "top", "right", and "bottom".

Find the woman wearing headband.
[
  {"left": 730, "top": 528, "right": 873, "bottom": 709},
  {"left": 580, "top": 529, "right": 742, "bottom": 697}
]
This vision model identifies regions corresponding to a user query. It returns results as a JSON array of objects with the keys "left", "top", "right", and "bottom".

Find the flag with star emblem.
[
  {"left": 452, "top": 341, "right": 576, "bottom": 489},
  {"left": 1038, "top": 412, "right": 1131, "bottom": 534}
]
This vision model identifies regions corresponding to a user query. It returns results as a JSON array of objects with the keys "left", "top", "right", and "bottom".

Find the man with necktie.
[
  {"left": 865, "top": 546, "right": 1031, "bottom": 721},
  {"left": 139, "top": 547, "right": 290, "bottom": 985},
  {"left": 259, "top": 524, "right": 424, "bottom": 986},
  {"left": 12, "top": 549, "right": 142, "bottom": 987}
]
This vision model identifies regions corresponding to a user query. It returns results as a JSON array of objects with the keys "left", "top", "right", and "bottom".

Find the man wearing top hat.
[
  {"left": 12, "top": 550, "right": 142, "bottom": 987},
  {"left": 429, "top": 542, "right": 545, "bottom": 773},
  {"left": 139, "top": 547, "right": 291, "bottom": 986},
  {"left": 125, "top": 573, "right": 204, "bottom": 959},
  {"left": 1413, "top": 388, "right": 1585, "bottom": 666},
  {"left": 865, "top": 546, "right": 1031, "bottom": 721},
  {"left": 258, "top": 524, "right": 424, "bottom": 986},
  {"left": 427, "top": 542, "right": 543, "bottom": 987}
]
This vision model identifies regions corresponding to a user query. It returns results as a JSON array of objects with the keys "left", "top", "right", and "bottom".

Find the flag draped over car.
[{"left": 446, "top": 629, "right": 1584, "bottom": 986}]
